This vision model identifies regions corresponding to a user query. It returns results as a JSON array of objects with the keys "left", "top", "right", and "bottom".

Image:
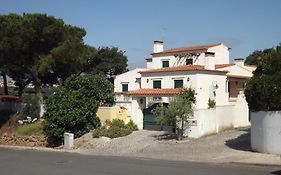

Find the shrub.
[
  {"left": 126, "top": 120, "right": 138, "bottom": 131},
  {"left": 92, "top": 128, "right": 107, "bottom": 138},
  {"left": 106, "top": 126, "right": 131, "bottom": 138},
  {"left": 208, "top": 98, "right": 216, "bottom": 109},
  {"left": 92, "top": 120, "right": 138, "bottom": 139},
  {"left": 16, "top": 121, "right": 43, "bottom": 136},
  {"left": 43, "top": 74, "right": 114, "bottom": 146},
  {"left": 18, "top": 93, "right": 40, "bottom": 120},
  {"left": 111, "top": 119, "right": 126, "bottom": 128}
]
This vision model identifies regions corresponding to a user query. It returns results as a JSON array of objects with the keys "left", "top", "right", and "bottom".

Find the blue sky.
[{"left": 0, "top": 0, "right": 281, "bottom": 69}]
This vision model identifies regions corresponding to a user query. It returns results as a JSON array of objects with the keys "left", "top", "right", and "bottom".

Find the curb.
[
  {"left": 0, "top": 144, "right": 79, "bottom": 154},
  {"left": 230, "top": 161, "right": 281, "bottom": 168}
]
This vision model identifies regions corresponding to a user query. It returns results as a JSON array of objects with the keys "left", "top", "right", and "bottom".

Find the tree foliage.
[
  {"left": 245, "top": 45, "right": 281, "bottom": 111},
  {"left": 245, "top": 44, "right": 281, "bottom": 65},
  {"left": 156, "top": 88, "right": 195, "bottom": 139},
  {"left": 83, "top": 46, "right": 128, "bottom": 81},
  {"left": 0, "top": 13, "right": 86, "bottom": 98},
  {"left": 43, "top": 74, "right": 114, "bottom": 146}
]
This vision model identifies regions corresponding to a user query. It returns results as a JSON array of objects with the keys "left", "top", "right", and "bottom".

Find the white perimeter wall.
[
  {"left": 131, "top": 97, "right": 146, "bottom": 130},
  {"left": 251, "top": 111, "right": 281, "bottom": 154},
  {"left": 185, "top": 93, "right": 250, "bottom": 138}
]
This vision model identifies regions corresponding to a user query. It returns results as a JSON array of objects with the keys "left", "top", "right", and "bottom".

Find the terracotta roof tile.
[
  {"left": 139, "top": 65, "right": 204, "bottom": 73},
  {"left": 244, "top": 64, "right": 257, "bottom": 68},
  {"left": 139, "top": 65, "right": 227, "bottom": 73},
  {"left": 215, "top": 64, "right": 235, "bottom": 69},
  {"left": 152, "top": 43, "right": 222, "bottom": 55},
  {"left": 227, "top": 74, "right": 251, "bottom": 79},
  {"left": 127, "top": 88, "right": 182, "bottom": 96}
]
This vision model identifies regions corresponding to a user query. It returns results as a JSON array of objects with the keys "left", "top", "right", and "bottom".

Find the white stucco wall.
[
  {"left": 251, "top": 111, "right": 281, "bottom": 154},
  {"left": 114, "top": 68, "right": 146, "bottom": 93},
  {"left": 186, "top": 93, "right": 249, "bottom": 138},
  {"left": 208, "top": 44, "right": 229, "bottom": 64},
  {"left": 131, "top": 97, "right": 146, "bottom": 129},
  {"left": 195, "top": 73, "right": 229, "bottom": 109},
  {"left": 140, "top": 71, "right": 197, "bottom": 90},
  {"left": 217, "top": 65, "right": 253, "bottom": 77},
  {"left": 149, "top": 44, "right": 229, "bottom": 69}
]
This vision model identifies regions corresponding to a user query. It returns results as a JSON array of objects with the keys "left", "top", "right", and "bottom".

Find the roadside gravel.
[{"left": 75, "top": 128, "right": 281, "bottom": 165}]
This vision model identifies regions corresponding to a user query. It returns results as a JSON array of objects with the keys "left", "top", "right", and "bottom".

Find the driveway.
[{"left": 75, "top": 128, "right": 281, "bottom": 165}]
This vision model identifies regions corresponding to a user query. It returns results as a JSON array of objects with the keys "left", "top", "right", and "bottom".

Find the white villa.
[{"left": 114, "top": 41, "right": 255, "bottom": 138}]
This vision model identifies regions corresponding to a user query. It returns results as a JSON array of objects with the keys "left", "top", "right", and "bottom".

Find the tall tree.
[
  {"left": 245, "top": 44, "right": 281, "bottom": 111},
  {"left": 0, "top": 13, "right": 25, "bottom": 95},
  {"left": 84, "top": 46, "right": 128, "bottom": 81},
  {"left": 0, "top": 13, "right": 87, "bottom": 116}
]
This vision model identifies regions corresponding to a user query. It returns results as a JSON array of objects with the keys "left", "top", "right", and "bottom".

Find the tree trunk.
[
  {"left": 1, "top": 72, "right": 8, "bottom": 95},
  {"left": 33, "top": 73, "right": 44, "bottom": 118},
  {"left": 18, "top": 85, "right": 24, "bottom": 97}
]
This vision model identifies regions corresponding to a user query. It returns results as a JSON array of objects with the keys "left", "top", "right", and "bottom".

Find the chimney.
[
  {"left": 205, "top": 57, "right": 215, "bottom": 70},
  {"left": 234, "top": 58, "right": 244, "bottom": 67},
  {"left": 153, "top": 40, "right": 164, "bottom": 53}
]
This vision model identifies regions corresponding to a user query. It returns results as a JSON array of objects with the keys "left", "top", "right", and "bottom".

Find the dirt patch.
[
  {"left": 0, "top": 114, "right": 18, "bottom": 134},
  {"left": 0, "top": 114, "right": 47, "bottom": 147},
  {"left": 0, "top": 134, "right": 46, "bottom": 147}
]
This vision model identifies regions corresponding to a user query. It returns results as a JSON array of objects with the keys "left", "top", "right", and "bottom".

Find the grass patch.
[{"left": 16, "top": 121, "right": 43, "bottom": 136}]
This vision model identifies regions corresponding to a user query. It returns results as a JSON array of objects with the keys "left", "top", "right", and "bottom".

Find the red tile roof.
[
  {"left": 139, "top": 64, "right": 227, "bottom": 74},
  {"left": 215, "top": 64, "right": 235, "bottom": 69},
  {"left": 139, "top": 65, "right": 204, "bottom": 73},
  {"left": 127, "top": 88, "right": 182, "bottom": 96},
  {"left": 227, "top": 74, "right": 251, "bottom": 79},
  {"left": 152, "top": 43, "right": 223, "bottom": 55},
  {"left": 244, "top": 64, "right": 257, "bottom": 68}
]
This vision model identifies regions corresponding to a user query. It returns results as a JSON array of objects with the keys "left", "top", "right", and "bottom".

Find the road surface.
[{"left": 0, "top": 147, "right": 280, "bottom": 175}]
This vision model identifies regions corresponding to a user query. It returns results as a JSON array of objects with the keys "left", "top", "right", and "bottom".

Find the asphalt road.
[{"left": 0, "top": 148, "right": 280, "bottom": 175}]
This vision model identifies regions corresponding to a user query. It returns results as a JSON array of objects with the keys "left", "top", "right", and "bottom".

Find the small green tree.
[
  {"left": 43, "top": 74, "right": 114, "bottom": 146},
  {"left": 156, "top": 88, "right": 195, "bottom": 140}
]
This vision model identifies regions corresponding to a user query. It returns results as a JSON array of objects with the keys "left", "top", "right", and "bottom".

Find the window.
[
  {"left": 186, "top": 59, "right": 193, "bottom": 65},
  {"left": 122, "top": 84, "right": 128, "bottom": 92},
  {"left": 153, "top": 80, "right": 161, "bottom": 89},
  {"left": 174, "top": 80, "right": 183, "bottom": 88},
  {"left": 162, "top": 60, "right": 169, "bottom": 67}
]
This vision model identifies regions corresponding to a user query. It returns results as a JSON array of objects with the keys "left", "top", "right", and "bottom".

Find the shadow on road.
[
  {"left": 152, "top": 132, "right": 177, "bottom": 141},
  {"left": 271, "top": 170, "right": 281, "bottom": 175},
  {"left": 225, "top": 128, "right": 252, "bottom": 152}
]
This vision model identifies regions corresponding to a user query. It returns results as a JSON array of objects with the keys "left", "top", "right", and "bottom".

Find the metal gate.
[{"left": 143, "top": 103, "right": 174, "bottom": 132}]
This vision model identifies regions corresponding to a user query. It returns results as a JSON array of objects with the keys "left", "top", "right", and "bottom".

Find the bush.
[
  {"left": 126, "top": 120, "right": 138, "bottom": 131},
  {"left": 245, "top": 45, "right": 281, "bottom": 111},
  {"left": 18, "top": 93, "right": 40, "bottom": 120},
  {"left": 43, "top": 74, "right": 114, "bottom": 146},
  {"left": 92, "top": 119, "right": 138, "bottom": 139},
  {"left": 106, "top": 126, "right": 132, "bottom": 138},
  {"left": 16, "top": 121, "right": 43, "bottom": 136},
  {"left": 111, "top": 119, "right": 126, "bottom": 128},
  {"left": 208, "top": 98, "right": 216, "bottom": 109}
]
